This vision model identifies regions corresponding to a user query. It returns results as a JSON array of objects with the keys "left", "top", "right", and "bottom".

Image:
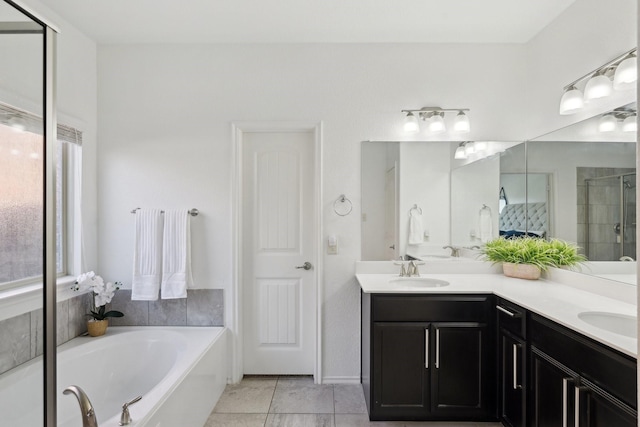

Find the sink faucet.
[
  {"left": 620, "top": 256, "right": 635, "bottom": 261},
  {"left": 407, "top": 261, "right": 420, "bottom": 277},
  {"left": 443, "top": 245, "right": 460, "bottom": 257},
  {"left": 63, "top": 385, "right": 98, "bottom": 427}
]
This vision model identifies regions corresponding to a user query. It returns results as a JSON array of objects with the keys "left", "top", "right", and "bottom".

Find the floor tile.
[
  {"left": 269, "top": 377, "right": 334, "bottom": 414},
  {"left": 334, "top": 384, "right": 367, "bottom": 414},
  {"left": 204, "top": 413, "right": 267, "bottom": 427},
  {"left": 214, "top": 378, "right": 277, "bottom": 413},
  {"left": 335, "top": 413, "right": 403, "bottom": 427},
  {"left": 265, "top": 413, "right": 334, "bottom": 427}
]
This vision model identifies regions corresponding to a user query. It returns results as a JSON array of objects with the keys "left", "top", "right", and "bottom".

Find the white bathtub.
[{"left": 0, "top": 326, "right": 227, "bottom": 427}]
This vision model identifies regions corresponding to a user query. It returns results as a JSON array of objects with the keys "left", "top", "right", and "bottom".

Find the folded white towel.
[
  {"left": 161, "top": 209, "right": 193, "bottom": 299},
  {"left": 132, "top": 209, "right": 163, "bottom": 301},
  {"left": 479, "top": 206, "right": 493, "bottom": 243},
  {"left": 408, "top": 211, "right": 424, "bottom": 245}
]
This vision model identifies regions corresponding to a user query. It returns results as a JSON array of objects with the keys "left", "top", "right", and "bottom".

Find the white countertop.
[{"left": 356, "top": 272, "right": 637, "bottom": 358}]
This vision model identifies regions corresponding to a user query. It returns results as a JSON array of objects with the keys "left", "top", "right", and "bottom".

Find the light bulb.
[
  {"left": 428, "top": 112, "right": 446, "bottom": 134},
  {"left": 622, "top": 114, "right": 637, "bottom": 132},
  {"left": 598, "top": 114, "right": 617, "bottom": 132},
  {"left": 403, "top": 112, "right": 419, "bottom": 134},
  {"left": 559, "top": 86, "right": 584, "bottom": 115},
  {"left": 453, "top": 111, "right": 470, "bottom": 133},
  {"left": 584, "top": 72, "right": 613, "bottom": 101},
  {"left": 614, "top": 55, "right": 637, "bottom": 89},
  {"left": 454, "top": 144, "right": 467, "bottom": 160}
]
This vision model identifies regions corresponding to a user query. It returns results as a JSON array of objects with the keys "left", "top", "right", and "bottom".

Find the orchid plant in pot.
[{"left": 73, "top": 271, "right": 124, "bottom": 336}]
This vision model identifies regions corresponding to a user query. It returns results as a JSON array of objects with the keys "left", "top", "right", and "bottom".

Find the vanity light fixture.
[
  {"left": 464, "top": 141, "right": 475, "bottom": 156},
  {"left": 559, "top": 47, "right": 637, "bottom": 115},
  {"left": 8, "top": 115, "right": 26, "bottom": 132},
  {"left": 401, "top": 107, "right": 471, "bottom": 134},
  {"left": 597, "top": 108, "right": 637, "bottom": 133}
]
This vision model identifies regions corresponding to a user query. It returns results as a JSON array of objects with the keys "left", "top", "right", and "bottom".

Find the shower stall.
[{"left": 583, "top": 172, "right": 636, "bottom": 261}]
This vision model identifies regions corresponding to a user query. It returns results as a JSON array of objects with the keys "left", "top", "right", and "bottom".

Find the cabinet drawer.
[
  {"left": 372, "top": 295, "right": 491, "bottom": 322},
  {"left": 496, "top": 299, "right": 526, "bottom": 339}
]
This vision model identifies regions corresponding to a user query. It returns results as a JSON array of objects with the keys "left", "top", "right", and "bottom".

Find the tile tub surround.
[
  {"left": 205, "top": 376, "right": 503, "bottom": 427},
  {"left": 108, "top": 288, "right": 224, "bottom": 327},
  {"left": 0, "top": 292, "right": 92, "bottom": 375}
]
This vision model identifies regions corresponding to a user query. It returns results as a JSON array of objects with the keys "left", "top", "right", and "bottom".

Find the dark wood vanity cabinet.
[
  {"left": 362, "top": 293, "right": 496, "bottom": 421},
  {"left": 528, "top": 314, "right": 637, "bottom": 427}
]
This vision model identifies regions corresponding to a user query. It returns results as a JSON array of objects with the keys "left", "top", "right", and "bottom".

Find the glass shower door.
[{"left": 0, "top": 1, "right": 46, "bottom": 425}]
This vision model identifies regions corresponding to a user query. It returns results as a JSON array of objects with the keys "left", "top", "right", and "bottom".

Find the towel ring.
[
  {"left": 409, "top": 204, "right": 423, "bottom": 216},
  {"left": 333, "top": 194, "right": 353, "bottom": 216}
]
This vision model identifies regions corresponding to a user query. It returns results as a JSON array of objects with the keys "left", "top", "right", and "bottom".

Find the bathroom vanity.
[{"left": 357, "top": 269, "right": 638, "bottom": 425}]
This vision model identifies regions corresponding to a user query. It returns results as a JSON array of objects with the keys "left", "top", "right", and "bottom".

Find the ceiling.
[{"left": 32, "top": 0, "right": 577, "bottom": 44}]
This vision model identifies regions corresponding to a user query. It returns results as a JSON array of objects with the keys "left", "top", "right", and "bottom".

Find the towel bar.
[{"left": 131, "top": 208, "right": 199, "bottom": 217}]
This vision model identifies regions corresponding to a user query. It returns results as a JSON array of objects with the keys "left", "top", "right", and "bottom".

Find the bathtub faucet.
[{"left": 63, "top": 385, "right": 98, "bottom": 427}]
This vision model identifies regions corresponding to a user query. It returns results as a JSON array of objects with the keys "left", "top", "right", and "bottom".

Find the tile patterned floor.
[{"left": 205, "top": 376, "right": 504, "bottom": 427}]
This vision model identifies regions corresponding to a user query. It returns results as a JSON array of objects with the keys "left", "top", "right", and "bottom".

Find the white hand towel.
[
  {"left": 479, "top": 206, "right": 493, "bottom": 243},
  {"left": 161, "top": 209, "right": 193, "bottom": 299},
  {"left": 132, "top": 209, "right": 163, "bottom": 301},
  {"left": 408, "top": 211, "right": 424, "bottom": 245}
]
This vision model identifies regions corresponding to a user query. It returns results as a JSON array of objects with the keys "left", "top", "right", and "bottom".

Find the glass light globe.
[
  {"left": 614, "top": 56, "right": 637, "bottom": 89},
  {"left": 559, "top": 86, "right": 584, "bottom": 115},
  {"left": 584, "top": 73, "right": 613, "bottom": 101},
  {"left": 428, "top": 113, "right": 446, "bottom": 134},
  {"left": 464, "top": 141, "right": 475, "bottom": 155},
  {"left": 622, "top": 114, "right": 637, "bottom": 132},
  {"left": 454, "top": 145, "right": 466, "bottom": 159},
  {"left": 403, "top": 112, "right": 419, "bottom": 134},
  {"left": 453, "top": 111, "right": 470, "bottom": 133},
  {"left": 598, "top": 114, "right": 617, "bottom": 132}
]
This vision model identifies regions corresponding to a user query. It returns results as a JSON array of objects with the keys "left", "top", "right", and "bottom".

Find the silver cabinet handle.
[
  {"left": 497, "top": 305, "right": 519, "bottom": 317},
  {"left": 435, "top": 328, "right": 440, "bottom": 369},
  {"left": 425, "top": 329, "right": 429, "bottom": 369},
  {"left": 562, "top": 377, "right": 573, "bottom": 427},
  {"left": 512, "top": 343, "right": 522, "bottom": 390},
  {"left": 295, "top": 262, "right": 313, "bottom": 270},
  {"left": 574, "top": 386, "right": 587, "bottom": 427}
]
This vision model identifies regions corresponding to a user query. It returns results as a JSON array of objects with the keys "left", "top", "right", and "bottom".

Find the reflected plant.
[{"left": 480, "top": 237, "right": 586, "bottom": 271}]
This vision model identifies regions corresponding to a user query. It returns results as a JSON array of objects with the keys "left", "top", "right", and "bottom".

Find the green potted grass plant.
[{"left": 480, "top": 237, "right": 586, "bottom": 280}]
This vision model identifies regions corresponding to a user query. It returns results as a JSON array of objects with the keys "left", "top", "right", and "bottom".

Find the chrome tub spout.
[{"left": 63, "top": 385, "right": 98, "bottom": 427}]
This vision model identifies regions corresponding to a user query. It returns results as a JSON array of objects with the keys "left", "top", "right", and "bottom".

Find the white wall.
[{"left": 96, "top": 43, "right": 527, "bottom": 381}]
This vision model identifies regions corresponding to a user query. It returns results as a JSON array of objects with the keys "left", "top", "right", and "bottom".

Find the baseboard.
[{"left": 322, "top": 376, "right": 361, "bottom": 384}]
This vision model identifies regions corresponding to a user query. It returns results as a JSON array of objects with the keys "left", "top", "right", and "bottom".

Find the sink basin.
[
  {"left": 389, "top": 277, "right": 450, "bottom": 288},
  {"left": 578, "top": 311, "right": 637, "bottom": 338}
]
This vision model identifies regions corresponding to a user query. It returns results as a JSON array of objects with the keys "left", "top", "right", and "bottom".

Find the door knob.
[{"left": 295, "top": 262, "right": 313, "bottom": 270}]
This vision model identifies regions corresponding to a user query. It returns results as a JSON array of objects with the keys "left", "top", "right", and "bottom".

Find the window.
[{"left": 0, "top": 102, "right": 82, "bottom": 290}]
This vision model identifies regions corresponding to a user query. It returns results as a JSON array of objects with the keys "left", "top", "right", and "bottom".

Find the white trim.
[
  {"left": 6, "top": 0, "right": 61, "bottom": 33},
  {"left": 322, "top": 376, "right": 362, "bottom": 384},
  {"left": 231, "top": 121, "right": 323, "bottom": 384}
]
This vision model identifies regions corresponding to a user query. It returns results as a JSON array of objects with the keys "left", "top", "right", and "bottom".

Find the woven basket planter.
[{"left": 502, "top": 262, "right": 541, "bottom": 280}]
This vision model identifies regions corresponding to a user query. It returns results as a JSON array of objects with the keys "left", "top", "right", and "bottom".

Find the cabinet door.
[
  {"left": 431, "top": 323, "right": 490, "bottom": 419},
  {"left": 577, "top": 383, "right": 637, "bottom": 427},
  {"left": 372, "top": 322, "right": 430, "bottom": 419},
  {"left": 530, "top": 348, "right": 576, "bottom": 427},
  {"left": 500, "top": 330, "right": 526, "bottom": 427}
]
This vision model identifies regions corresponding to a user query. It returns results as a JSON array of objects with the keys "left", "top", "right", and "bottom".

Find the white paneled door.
[{"left": 242, "top": 130, "right": 316, "bottom": 375}]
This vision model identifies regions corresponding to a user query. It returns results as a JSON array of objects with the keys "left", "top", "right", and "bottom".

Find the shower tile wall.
[
  {"left": 577, "top": 167, "right": 636, "bottom": 261},
  {"left": 0, "top": 289, "right": 223, "bottom": 376}
]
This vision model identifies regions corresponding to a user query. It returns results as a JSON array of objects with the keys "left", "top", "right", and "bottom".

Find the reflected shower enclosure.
[{"left": 579, "top": 168, "right": 637, "bottom": 261}]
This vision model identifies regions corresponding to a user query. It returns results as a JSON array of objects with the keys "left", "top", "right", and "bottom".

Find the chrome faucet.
[
  {"left": 443, "top": 245, "right": 460, "bottom": 257},
  {"left": 63, "top": 385, "right": 98, "bottom": 427},
  {"left": 620, "top": 256, "right": 635, "bottom": 261},
  {"left": 119, "top": 395, "right": 142, "bottom": 426},
  {"left": 407, "top": 261, "right": 420, "bottom": 277}
]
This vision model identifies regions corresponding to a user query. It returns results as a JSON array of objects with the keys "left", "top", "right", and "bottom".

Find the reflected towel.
[
  {"left": 132, "top": 209, "right": 163, "bottom": 301},
  {"left": 479, "top": 206, "right": 493, "bottom": 243},
  {"left": 161, "top": 209, "right": 193, "bottom": 299},
  {"left": 408, "top": 211, "right": 424, "bottom": 245}
]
